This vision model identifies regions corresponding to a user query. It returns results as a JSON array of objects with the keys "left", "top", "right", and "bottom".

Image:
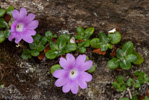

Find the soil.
[{"left": 0, "top": 0, "right": 149, "bottom": 100}]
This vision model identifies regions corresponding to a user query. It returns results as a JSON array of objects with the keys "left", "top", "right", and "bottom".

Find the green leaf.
[
  {"left": 6, "top": 6, "right": 14, "bottom": 16},
  {"left": 33, "top": 34, "right": 41, "bottom": 41},
  {"left": 78, "top": 47, "right": 86, "bottom": 53},
  {"left": 45, "top": 50, "right": 57, "bottom": 59},
  {"left": 78, "top": 42, "right": 85, "bottom": 47},
  {"left": 116, "top": 48, "right": 124, "bottom": 59},
  {"left": 21, "top": 49, "right": 31, "bottom": 60},
  {"left": 133, "top": 51, "right": 144, "bottom": 65},
  {"left": 117, "top": 76, "right": 124, "bottom": 82},
  {"left": 4, "top": 30, "right": 11, "bottom": 38},
  {"left": 134, "top": 71, "right": 140, "bottom": 76},
  {"left": 0, "top": 18, "right": 7, "bottom": 28},
  {"left": 53, "top": 34, "right": 57, "bottom": 38},
  {"left": 90, "top": 38, "right": 101, "bottom": 48},
  {"left": 99, "top": 32, "right": 109, "bottom": 43},
  {"left": 77, "top": 26, "right": 84, "bottom": 36},
  {"left": 108, "top": 31, "right": 121, "bottom": 44},
  {"left": 118, "top": 85, "right": 126, "bottom": 92},
  {"left": 0, "top": 31, "right": 5, "bottom": 43},
  {"left": 45, "top": 31, "right": 53, "bottom": 41},
  {"left": 57, "top": 34, "right": 69, "bottom": 49},
  {"left": 84, "top": 27, "right": 94, "bottom": 39},
  {"left": 50, "top": 42, "right": 58, "bottom": 50},
  {"left": 88, "top": 65, "right": 96, "bottom": 73},
  {"left": 84, "top": 39, "right": 90, "bottom": 47},
  {"left": 139, "top": 71, "right": 145, "bottom": 77},
  {"left": 119, "top": 98, "right": 130, "bottom": 100},
  {"left": 58, "top": 34, "right": 70, "bottom": 42},
  {"left": 57, "top": 50, "right": 65, "bottom": 56},
  {"left": 0, "top": 9, "right": 5, "bottom": 17},
  {"left": 50, "top": 64, "right": 62, "bottom": 74},
  {"left": 126, "top": 54, "right": 137, "bottom": 62},
  {"left": 112, "top": 81, "right": 120, "bottom": 89},
  {"left": 122, "top": 41, "right": 134, "bottom": 55},
  {"left": 107, "top": 58, "right": 120, "bottom": 69},
  {"left": 40, "top": 36, "right": 47, "bottom": 45},
  {"left": 100, "top": 43, "right": 108, "bottom": 51},
  {"left": 135, "top": 81, "right": 140, "bottom": 88},
  {"left": 127, "top": 78, "right": 134, "bottom": 87},
  {"left": 37, "top": 45, "right": 45, "bottom": 52},
  {"left": 108, "top": 44, "right": 113, "bottom": 49},
  {"left": 29, "top": 34, "right": 47, "bottom": 52},
  {"left": 137, "top": 76, "right": 144, "bottom": 85},
  {"left": 65, "top": 43, "right": 77, "bottom": 53},
  {"left": 31, "top": 50, "right": 40, "bottom": 56},
  {"left": 86, "top": 56, "right": 89, "bottom": 61},
  {"left": 132, "top": 95, "right": 138, "bottom": 100},
  {"left": 120, "top": 60, "right": 131, "bottom": 70},
  {"left": 74, "top": 35, "right": 83, "bottom": 40},
  {"left": 143, "top": 96, "right": 149, "bottom": 100},
  {"left": 144, "top": 77, "right": 149, "bottom": 83}
]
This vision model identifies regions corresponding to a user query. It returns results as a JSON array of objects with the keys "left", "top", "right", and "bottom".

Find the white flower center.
[
  {"left": 69, "top": 69, "right": 78, "bottom": 79},
  {"left": 16, "top": 23, "right": 24, "bottom": 32}
]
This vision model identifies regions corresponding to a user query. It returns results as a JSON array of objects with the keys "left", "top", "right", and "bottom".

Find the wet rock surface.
[{"left": 0, "top": 0, "right": 149, "bottom": 100}]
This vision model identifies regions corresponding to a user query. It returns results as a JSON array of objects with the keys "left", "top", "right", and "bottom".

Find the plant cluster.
[
  {"left": 90, "top": 31, "right": 121, "bottom": 51},
  {"left": 108, "top": 41, "right": 144, "bottom": 70},
  {"left": 0, "top": 7, "right": 147, "bottom": 96},
  {"left": 0, "top": 6, "right": 14, "bottom": 43},
  {"left": 113, "top": 71, "right": 149, "bottom": 92},
  {"left": 74, "top": 27, "right": 94, "bottom": 53},
  {"left": 119, "top": 96, "right": 149, "bottom": 100}
]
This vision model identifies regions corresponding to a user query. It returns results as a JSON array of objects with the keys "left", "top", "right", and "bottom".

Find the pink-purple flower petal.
[
  {"left": 53, "top": 69, "right": 68, "bottom": 78},
  {"left": 24, "top": 30, "right": 36, "bottom": 36},
  {"left": 26, "top": 14, "right": 35, "bottom": 23},
  {"left": 59, "top": 57, "right": 69, "bottom": 69},
  {"left": 66, "top": 53, "right": 75, "bottom": 63},
  {"left": 78, "top": 79, "right": 87, "bottom": 89},
  {"left": 15, "top": 34, "right": 22, "bottom": 43},
  {"left": 22, "top": 36, "right": 33, "bottom": 43},
  {"left": 80, "top": 72, "right": 92, "bottom": 82},
  {"left": 8, "top": 33, "right": 15, "bottom": 41},
  {"left": 62, "top": 81, "right": 71, "bottom": 93},
  {"left": 70, "top": 82, "right": 79, "bottom": 94},
  {"left": 12, "top": 10, "right": 20, "bottom": 20},
  {"left": 26, "top": 20, "right": 39, "bottom": 29},
  {"left": 20, "top": 8, "right": 27, "bottom": 17},
  {"left": 80, "top": 60, "right": 93, "bottom": 71},
  {"left": 55, "top": 77, "right": 68, "bottom": 87},
  {"left": 76, "top": 55, "right": 86, "bottom": 65}
]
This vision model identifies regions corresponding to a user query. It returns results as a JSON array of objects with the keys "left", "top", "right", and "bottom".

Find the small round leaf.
[
  {"left": 90, "top": 38, "right": 101, "bottom": 48},
  {"left": 0, "top": 9, "right": 5, "bottom": 17},
  {"left": 78, "top": 47, "right": 86, "bottom": 53},
  {"left": 122, "top": 41, "right": 134, "bottom": 55},
  {"left": 77, "top": 26, "right": 84, "bottom": 36},
  {"left": 51, "top": 64, "right": 62, "bottom": 74},
  {"left": 31, "top": 50, "right": 40, "bottom": 57},
  {"left": 45, "top": 50, "right": 57, "bottom": 59},
  {"left": 120, "top": 60, "right": 131, "bottom": 70},
  {"left": 133, "top": 51, "right": 144, "bottom": 65},
  {"left": 108, "top": 31, "right": 121, "bottom": 44},
  {"left": 0, "top": 31, "right": 5, "bottom": 43},
  {"left": 126, "top": 54, "right": 137, "bottom": 62},
  {"left": 88, "top": 65, "right": 96, "bottom": 73},
  {"left": 65, "top": 43, "right": 77, "bottom": 53},
  {"left": 107, "top": 58, "right": 120, "bottom": 69}
]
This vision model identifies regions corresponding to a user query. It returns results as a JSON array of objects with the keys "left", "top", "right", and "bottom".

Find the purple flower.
[
  {"left": 53, "top": 53, "right": 93, "bottom": 94},
  {"left": 9, "top": 8, "right": 39, "bottom": 43}
]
